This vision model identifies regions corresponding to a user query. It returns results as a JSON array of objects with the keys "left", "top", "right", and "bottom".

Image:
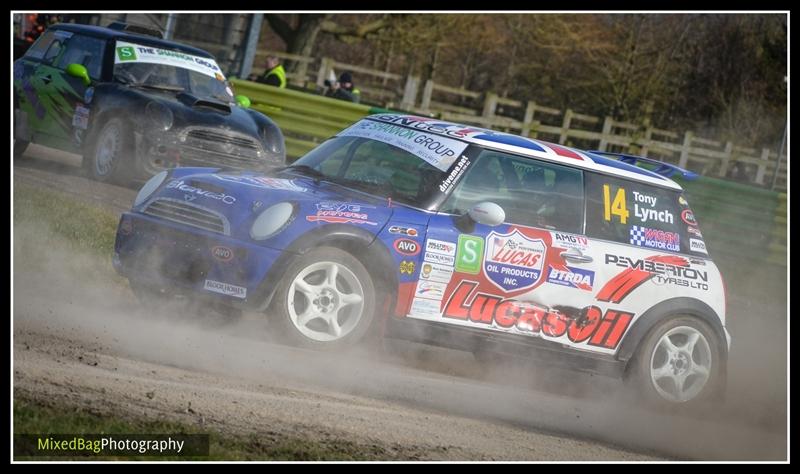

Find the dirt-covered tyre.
[
  {"left": 270, "top": 246, "right": 376, "bottom": 350},
  {"left": 628, "top": 315, "right": 724, "bottom": 409},
  {"left": 86, "top": 117, "right": 131, "bottom": 183}
]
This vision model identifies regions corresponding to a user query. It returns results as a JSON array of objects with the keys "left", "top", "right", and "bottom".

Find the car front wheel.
[
  {"left": 87, "top": 118, "right": 130, "bottom": 183},
  {"left": 271, "top": 247, "right": 376, "bottom": 349},
  {"left": 629, "top": 315, "right": 723, "bottom": 408}
]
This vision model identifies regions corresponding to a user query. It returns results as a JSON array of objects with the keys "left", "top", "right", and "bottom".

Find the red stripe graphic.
[{"left": 547, "top": 143, "right": 585, "bottom": 161}]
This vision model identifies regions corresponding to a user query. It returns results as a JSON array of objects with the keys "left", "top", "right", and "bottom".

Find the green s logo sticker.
[
  {"left": 116, "top": 46, "right": 137, "bottom": 61},
  {"left": 455, "top": 235, "right": 484, "bottom": 274}
]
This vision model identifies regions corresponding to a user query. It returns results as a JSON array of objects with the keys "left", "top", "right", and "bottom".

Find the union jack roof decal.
[{"left": 363, "top": 114, "right": 682, "bottom": 190}]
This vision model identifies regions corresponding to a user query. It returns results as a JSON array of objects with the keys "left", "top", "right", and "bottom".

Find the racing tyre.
[
  {"left": 629, "top": 315, "right": 723, "bottom": 409},
  {"left": 87, "top": 118, "right": 130, "bottom": 183},
  {"left": 271, "top": 247, "right": 376, "bottom": 350}
]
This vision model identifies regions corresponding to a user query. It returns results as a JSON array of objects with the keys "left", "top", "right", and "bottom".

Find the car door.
[
  {"left": 29, "top": 30, "right": 104, "bottom": 151},
  {"left": 14, "top": 29, "right": 61, "bottom": 143},
  {"left": 407, "top": 149, "right": 605, "bottom": 348}
]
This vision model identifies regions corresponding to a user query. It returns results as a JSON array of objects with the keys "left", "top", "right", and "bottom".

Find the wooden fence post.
[
  {"left": 598, "top": 116, "right": 613, "bottom": 151},
  {"left": 755, "top": 147, "right": 771, "bottom": 185},
  {"left": 640, "top": 126, "right": 653, "bottom": 156},
  {"left": 678, "top": 131, "right": 694, "bottom": 169},
  {"left": 316, "top": 57, "right": 333, "bottom": 89},
  {"left": 400, "top": 76, "right": 419, "bottom": 110},
  {"left": 559, "top": 109, "right": 573, "bottom": 145},
  {"left": 420, "top": 79, "right": 434, "bottom": 111},
  {"left": 482, "top": 92, "right": 498, "bottom": 125},
  {"left": 718, "top": 141, "right": 734, "bottom": 178},
  {"left": 521, "top": 101, "right": 536, "bottom": 137}
]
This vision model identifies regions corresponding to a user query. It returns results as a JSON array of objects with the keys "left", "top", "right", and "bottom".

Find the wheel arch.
[
  {"left": 617, "top": 297, "right": 728, "bottom": 368},
  {"left": 253, "top": 224, "right": 398, "bottom": 311}
]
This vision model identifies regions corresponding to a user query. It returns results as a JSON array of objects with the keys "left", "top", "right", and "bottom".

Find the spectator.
[
  {"left": 254, "top": 55, "right": 286, "bottom": 88},
  {"left": 325, "top": 71, "right": 361, "bottom": 103},
  {"left": 727, "top": 161, "right": 750, "bottom": 183}
]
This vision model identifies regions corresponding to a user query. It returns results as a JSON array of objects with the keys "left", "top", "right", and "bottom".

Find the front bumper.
[{"left": 114, "top": 212, "right": 283, "bottom": 310}]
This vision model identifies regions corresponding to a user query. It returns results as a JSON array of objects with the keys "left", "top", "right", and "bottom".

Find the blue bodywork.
[{"left": 114, "top": 166, "right": 431, "bottom": 310}]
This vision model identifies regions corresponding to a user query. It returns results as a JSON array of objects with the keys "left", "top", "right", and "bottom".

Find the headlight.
[
  {"left": 250, "top": 202, "right": 295, "bottom": 240},
  {"left": 134, "top": 171, "right": 168, "bottom": 207},
  {"left": 145, "top": 101, "right": 173, "bottom": 131}
]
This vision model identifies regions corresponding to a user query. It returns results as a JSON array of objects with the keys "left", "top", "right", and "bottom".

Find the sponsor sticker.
[
  {"left": 629, "top": 225, "right": 680, "bottom": 252},
  {"left": 203, "top": 279, "right": 246, "bottom": 298},
  {"left": 114, "top": 40, "right": 224, "bottom": 80},
  {"left": 409, "top": 297, "right": 442, "bottom": 317},
  {"left": 441, "top": 281, "right": 633, "bottom": 348},
  {"left": 439, "top": 155, "right": 470, "bottom": 193},
  {"left": 681, "top": 209, "right": 698, "bottom": 226},
  {"left": 399, "top": 261, "right": 416, "bottom": 275},
  {"left": 307, "top": 201, "right": 376, "bottom": 226},
  {"left": 679, "top": 195, "right": 689, "bottom": 207},
  {"left": 414, "top": 280, "right": 448, "bottom": 301},
  {"left": 455, "top": 235, "right": 484, "bottom": 274},
  {"left": 72, "top": 105, "right": 90, "bottom": 130},
  {"left": 84, "top": 87, "right": 94, "bottom": 104},
  {"left": 211, "top": 245, "right": 234, "bottom": 262},
  {"left": 547, "top": 266, "right": 595, "bottom": 291},
  {"left": 338, "top": 120, "right": 467, "bottom": 171},
  {"left": 389, "top": 225, "right": 418, "bottom": 237},
  {"left": 166, "top": 180, "right": 236, "bottom": 204},
  {"left": 393, "top": 238, "right": 421, "bottom": 256},
  {"left": 552, "top": 232, "right": 589, "bottom": 251},
  {"left": 425, "top": 238, "right": 456, "bottom": 256},
  {"left": 690, "top": 238, "right": 708, "bottom": 254},
  {"left": 687, "top": 226, "right": 703, "bottom": 238},
  {"left": 484, "top": 229, "right": 546, "bottom": 292},
  {"left": 420, "top": 262, "right": 454, "bottom": 283},
  {"left": 424, "top": 252, "right": 455, "bottom": 266}
]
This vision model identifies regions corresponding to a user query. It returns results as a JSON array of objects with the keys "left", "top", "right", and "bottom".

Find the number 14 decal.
[{"left": 603, "top": 184, "right": 630, "bottom": 224}]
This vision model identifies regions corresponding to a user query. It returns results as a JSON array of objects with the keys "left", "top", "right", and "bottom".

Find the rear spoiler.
[{"left": 587, "top": 150, "right": 699, "bottom": 180}]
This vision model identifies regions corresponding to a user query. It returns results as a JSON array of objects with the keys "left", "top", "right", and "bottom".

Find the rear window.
[{"left": 584, "top": 173, "right": 708, "bottom": 256}]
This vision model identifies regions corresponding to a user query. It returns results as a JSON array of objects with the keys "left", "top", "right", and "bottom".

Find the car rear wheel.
[
  {"left": 629, "top": 315, "right": 723, "bottom": 408},
  {"left": 271, "top": 247, "right": 376, "bottom": 349},
  {"left": 87, "top": 118, "right": 130, "bottom": 183}
]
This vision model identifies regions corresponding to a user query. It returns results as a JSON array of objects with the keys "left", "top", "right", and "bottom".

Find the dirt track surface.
[{"left": 12, "top": 148, "right": 788, "bottom": 461}]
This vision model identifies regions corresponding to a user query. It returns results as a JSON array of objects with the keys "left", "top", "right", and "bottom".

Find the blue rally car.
[{"left": 114, "top": 114, "right": 729, "bottom": 406}]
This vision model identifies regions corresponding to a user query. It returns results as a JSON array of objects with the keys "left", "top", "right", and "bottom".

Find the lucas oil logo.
[{"left": 484, "top": 230, "right": 546, "bottom": 292}]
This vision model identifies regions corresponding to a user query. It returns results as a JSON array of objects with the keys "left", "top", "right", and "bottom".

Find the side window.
[
  {"left": 441, "top": 150, "right": 584, "bottom": 233},
  {"left": 41, "top": 37, "right": 66, "bottom": 65},
  {"left": 585, "top": 173, "right": 688, "bottom": 254},
  {"left": 23, "top": 30, "right": 57, "bottom": 60},
  {"left": 56, "top": 34, "right": 106, "bottom": 79}
]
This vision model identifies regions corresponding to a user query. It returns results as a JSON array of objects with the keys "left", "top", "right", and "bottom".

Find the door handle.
[
  {"left": 561, "top": 251, "right": 593, "bottom": 263},
  {"left": 39, "top": 74, "right": 52, "bottom": 85}
]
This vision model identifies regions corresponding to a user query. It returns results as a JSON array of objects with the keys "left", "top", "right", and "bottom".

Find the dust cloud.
[{"left": 12, "top": 198, "right": 787, "bottom": 461}]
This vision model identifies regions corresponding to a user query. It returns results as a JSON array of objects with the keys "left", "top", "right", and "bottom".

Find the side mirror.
[
  {"left": 456, "top": 202, "right": 506, "bottom": 233},
  {"left": 66, "top": 63, "right": 91, "bottom": 86},
  {"left": 235, "top": 95, "right": 251, "bottom": 108}
]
